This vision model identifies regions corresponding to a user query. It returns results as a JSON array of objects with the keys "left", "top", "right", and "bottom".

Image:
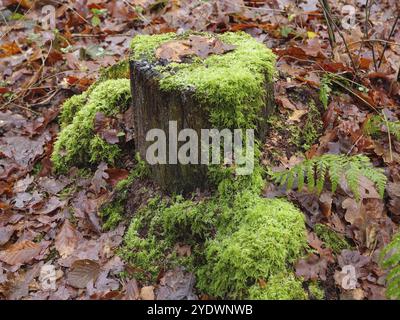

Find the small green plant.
[
  {"left": 364, "top": 115, "right": 400, "bottom": 141},
  {"left": 314, "top": 224, "right": 351, "bottom": 254},
  {"left": 91, "top": 8, "right": 108, "bottom": 27},
  {"left": 319, "top": 74, "right": 332, "bottom": 109},
  {"left": 380, "top": 233, "right": 400, "bottom": 300},
  {"left": 270, "top": 154, "right": 387, "bottom": 200},
  {"left": 319, "top": 72, "right": 371, "bottom": 110}
]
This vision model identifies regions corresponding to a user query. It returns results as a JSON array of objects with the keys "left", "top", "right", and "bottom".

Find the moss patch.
[
  {"left": 59, "top": 92, "right": 88, "bottom": 129},
  {"left": 120, "top": 167, "right": 307, "bottom": 297},
  {"left": 308, "top": 281, "right": 325, "bottom": 300},
  {"left": 52, "top": 79, "right": 131, "bottom": 172},
  {"left": 197, "top": 198, "right": 306, "bottom": 299},
  {"left": 248, "top": 272, "right": 308, "bottom": 300},
  {"left": 131, "top": 31, "right": 276, "bottom": 129},
  {"left": 314, "top": 223, "right": 351, "bottom": 254}
]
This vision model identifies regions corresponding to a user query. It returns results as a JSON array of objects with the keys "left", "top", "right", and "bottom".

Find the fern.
[
  {"left": 380, "top": 233, "right": 400, "bottom": 300},
  {"left": 319, "top": 74, "right": 332, "bottom": 109},
  {"left": 270, "top": 154, "right": 387, "bottom": 201},
  {"left": 364, "top": 115, "right": 400, "bottom": 141}
]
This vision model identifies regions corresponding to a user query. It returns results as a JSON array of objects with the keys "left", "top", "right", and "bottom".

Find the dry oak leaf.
[
  {"left": 55, "top": 220, "right": 80, "bottom": 259},
  {"left": 0, "top": 240, "right": 41, "bottom": 265},
  {"left": 155, "top": 35, "right": 236, "bottom": 63},
  {"left": 67, "top": 259, "right": 100, "bottom": 289},
  {"left": 140, "top": 286, "right": 155, "bottom": 300}
]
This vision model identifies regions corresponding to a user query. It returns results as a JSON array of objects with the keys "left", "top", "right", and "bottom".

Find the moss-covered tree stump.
[{"left": 129, "top": 32, "right": 276, "bottom": 193}]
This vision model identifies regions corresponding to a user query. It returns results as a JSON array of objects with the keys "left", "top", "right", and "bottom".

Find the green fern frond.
[
  {"left": 380, "top": 233, "right": 400, "bottom": 300},
  {"left": 306, "top": 160, "right": 315, "bottom": 192},
  {"left": 270, "top": 154, "right": 387, "bottom": 201},
  {"left": 328, "top": 155, "right": 346, "bottom": 193},
  {"left": 316, "top": 157, "right": 329, "bottom": 194},
  {"left": 296, "top": 165, "right": 305, "bottom": 192},
  {"left": 286, "top": 170, "right": 295, "bottom": 190},
  {"left": 319, "top": 74, "right": 332, "bottom": 109},
  {"left": 345, "top": 161, "right": 361, "bottom": 201}
]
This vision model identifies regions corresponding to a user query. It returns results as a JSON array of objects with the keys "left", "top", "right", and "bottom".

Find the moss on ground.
[
  {"left": 308, "top": 281, "right": 325, "bottom": 300},
  {"left": 266, "top": 100, "right": 322, "bottom": 153},
  {"left": 120, "top": 165, "right": 307, "bottom": 298},
  {"left": 59, "top": 92, "right": 88, "bottom": 129},
  {"left": 314, "top": 223, "right": 351, "bottom": 254},
  {"left": 196, "top": 197, "right": 306, "bottom": 299},
  {"left": 52, "top": 79, "right": 131, "bottom": 172},
  {"left": 119, "top": 32, "right": 309, "bottom": 299},
  {"left": 248, "top": 272, "right": 308, "bottom": 300}
]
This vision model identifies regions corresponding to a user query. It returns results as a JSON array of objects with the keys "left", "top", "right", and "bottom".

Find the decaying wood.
[{"left": 130, "top": 60, "right": 274, "bottom": 193}]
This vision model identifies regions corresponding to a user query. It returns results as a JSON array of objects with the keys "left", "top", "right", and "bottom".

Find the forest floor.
[{"left": 0, "top": 0, "right": 400, "bottom": 300}]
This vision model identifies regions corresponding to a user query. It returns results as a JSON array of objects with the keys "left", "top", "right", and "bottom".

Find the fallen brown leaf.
[{"left": 0, "top": 240, "right": 42, "bottom": 265}]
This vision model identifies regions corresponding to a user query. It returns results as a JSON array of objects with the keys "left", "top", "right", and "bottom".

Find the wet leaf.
[
  {"left": 67, "top": 259, "right": 100, "bottom": 289},
  {"left": 55, "top": 220, "right": 80, "bottom": 259},
  {"left": 0, "top": 240, "right": 42, "bottom": 265}
]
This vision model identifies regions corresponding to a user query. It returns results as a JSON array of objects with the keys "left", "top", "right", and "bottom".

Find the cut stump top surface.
[{"left": 130, "top": 31, "right": 276, "bottom": 130}]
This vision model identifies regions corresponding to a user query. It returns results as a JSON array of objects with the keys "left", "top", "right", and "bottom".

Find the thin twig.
[
  {"left": 318, "top": 0, "right": 336, "bottom": 53},
  {"left": 382, "top": 111, "right": 393, "bottom": 162},
  {"left": 330, "top": 78, "right": 378, "bottom": 113},
  {"left": 318, "top": 0, "right": 360, "bottom": 81},
  {"left": 377, "top": 14, "right": 400, "bottom": 69}
]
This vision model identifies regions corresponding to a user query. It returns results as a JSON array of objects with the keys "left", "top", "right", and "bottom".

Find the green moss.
[
  {"left": 120, "top": 156, "right": 307, "bottom": 295},
  {"left": 248, "top": 273, "right": 308, "bottom": 300},
  {"left": 130, "top": 33, "right": 178, "bottom": 62},
  {"left": 100, "top": 202, "right": 124, "bottom": 231},
  {"left": 131, "top": 32, "right": 276, "bottom": 129},
  {"left": 59, "top": 92, "right": 88, "bottom": 129},
  {"left": 314, "top": 223, "right": 351, "bottom": 254},
  {"left": 52, "top": 79, "right": 131, "bottom": 172},
  {"left": 97, "top": 59, "right": 130, "bottom": 83},
  {"left": 120, "top": 197, "right": 182, "bottom": 280},
  {"left": 267, "top": 100, "right": 322, "bottom": 153},
  {"left": 196, "top": 198, "right": 307, "bottom": 299},
  {"left": 162, "top": 196, "right": 218, "bottom": 241},
  {"left": 308, "top": 281, "right": 325, "bottom": 300}
]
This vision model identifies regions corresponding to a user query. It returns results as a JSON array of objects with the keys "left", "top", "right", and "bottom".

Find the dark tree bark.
[{"left": 130, "top": 60, "right": 274, "bottom": 193}]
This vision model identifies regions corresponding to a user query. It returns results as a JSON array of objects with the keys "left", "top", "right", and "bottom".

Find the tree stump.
[{"left": 130, "top": 32, "right": 276, "bottom": 193}]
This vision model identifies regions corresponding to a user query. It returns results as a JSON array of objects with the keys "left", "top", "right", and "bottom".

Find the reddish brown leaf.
[
  {"left": 105, "top": 168, "right": 129, "bottom": 187},
  {"left": 0, "top": 240, "right": 41, "bottom": 265},
  {"left": 0, "top": 42, "right": 22, "bottom": 58},
  {"left": 55, "top": 220, "right": 80, "bottom": 259}
]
